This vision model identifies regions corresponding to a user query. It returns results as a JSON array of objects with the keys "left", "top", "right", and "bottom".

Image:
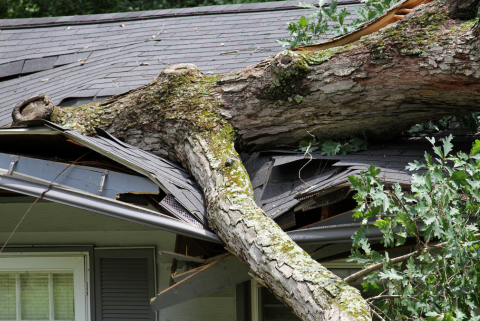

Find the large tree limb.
[{"left": 10, "top": 0, "right": 480, "bottom": 319}]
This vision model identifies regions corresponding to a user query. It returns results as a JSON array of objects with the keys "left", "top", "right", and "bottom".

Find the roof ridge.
[{"left": 0, "top": 0, "right": 360, "bottom": 30}]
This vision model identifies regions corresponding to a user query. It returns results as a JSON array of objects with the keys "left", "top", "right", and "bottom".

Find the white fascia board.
[{"left": 0, "top": 126, "right": 60, "bottom": 135}]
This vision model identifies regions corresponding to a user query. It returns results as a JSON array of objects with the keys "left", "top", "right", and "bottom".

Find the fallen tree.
[{"left": 9, "top": 0, "right": 480, "bottom": 319}]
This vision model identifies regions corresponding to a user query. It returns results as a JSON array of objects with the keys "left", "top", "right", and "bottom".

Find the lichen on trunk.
[
  {"left": 50, "top": 62, "right": 370, "bottom": 320},
  {"left": 185, "top": 127, "right": 369, "bottom": 320}
]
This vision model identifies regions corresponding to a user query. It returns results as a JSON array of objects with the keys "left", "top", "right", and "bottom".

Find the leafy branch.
[
  {"left": 407, "top": 112, "right": 480, "bottom": 134},
  {"left": 346, "top": 135, "right": 480, "bottom": 320},
  {"left": 279, "top": 0, "right": 398, "bottom": 48},
  {"left": 298, "top": 135, "right": 367, "bottom": 156}
]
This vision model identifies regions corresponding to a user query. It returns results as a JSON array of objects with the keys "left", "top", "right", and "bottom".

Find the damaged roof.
[
  {"left": 2, "top": 1, "right": 478, "bottom": 245},
  {"left": 0, "top": 121, "right": 219, "bottom": 242},
  {"left": 0, "top": 0, "right": 361, "bottom": 127},
  {"left": 243, "top": 126, "right": 479, "bottom": 226}
]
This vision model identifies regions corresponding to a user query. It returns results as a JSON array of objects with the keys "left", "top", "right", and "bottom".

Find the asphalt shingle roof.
[
  {"left": 0, "top": 0, "right": 361, "bottom": 127},
  {"left": 243, "top": 128, "right": 479, "bottom": 221}
]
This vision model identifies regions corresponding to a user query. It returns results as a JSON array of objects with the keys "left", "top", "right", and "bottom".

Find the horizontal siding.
[{"left": 2, "top": 199, "right": 236, "bottom": 321}]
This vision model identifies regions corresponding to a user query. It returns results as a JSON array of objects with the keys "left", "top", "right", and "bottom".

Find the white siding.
[{"left": 0, "top": 197, "right": 235, "bottom": 321}]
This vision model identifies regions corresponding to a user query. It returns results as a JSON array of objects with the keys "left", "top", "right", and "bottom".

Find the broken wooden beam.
[
  {"left": 159, "top": 250, "right": 206, "bottom": 263},
  {"left": 150, "top": 254, "right": 250, "bottom": 311}
]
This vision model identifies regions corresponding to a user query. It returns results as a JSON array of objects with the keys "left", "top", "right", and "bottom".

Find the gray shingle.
[
  {"left": 96, "top": 87, "right": 130, "bottom": 96},
  {"left": 1, "top": 40, "right": 22, "bottom": 46},
  {"left": 1, "top": 51, "right": 37, "bottom": 59},
  {"left": 22, "top": 56, "right": 58, "bottom": 74},
  {"left": 8, "top": 32, "right": 46, "bottom": 40},
  {"left": 0, "top": 34, "right": 13, "bottom": 41},
  {"left": 55, "top": 52, "right": 91, "bottom": 66},
  {"left": 0, "top": 60, "right": 25, "bottom": 78}
]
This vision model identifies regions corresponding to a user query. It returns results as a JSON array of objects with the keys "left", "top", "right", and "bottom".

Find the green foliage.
[
  {"left": 348, "top": 135, "right": 480, "bottom": 320},
  {"left": 298, "top": 134, "right": 367, "bottom": 155},
  {"left": 279, "top": 0, "right": 398, "bottom": 48},
  {"left": 408, "top": 113, "right": 480, "bottom": 135},
  {"left": 0, "top": 0, "right": 282, "bottom": 19}
]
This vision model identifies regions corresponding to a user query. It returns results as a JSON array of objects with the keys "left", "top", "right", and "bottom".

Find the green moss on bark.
[
  {"left": 359, "top": 5, "right": 449, "bottom": 59},
  {"left": 51, "top": 66, "right": 225, "bottom": 138}
]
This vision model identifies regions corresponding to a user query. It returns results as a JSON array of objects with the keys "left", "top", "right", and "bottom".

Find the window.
[{"left": 0, "top": 256, "right": 88, "bottom": 321}]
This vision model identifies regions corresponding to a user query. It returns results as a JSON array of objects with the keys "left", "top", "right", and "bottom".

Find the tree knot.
[
  {"left": 257, "top": 51, "right": 311, "bottom": 101},
  {"left": 162, "top": 63, "right": 203, "bottom": 77},
  {"left": 272, "top": 51, "right": 309, "bottom": 72}
]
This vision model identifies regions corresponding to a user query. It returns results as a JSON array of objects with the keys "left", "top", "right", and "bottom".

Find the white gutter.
[{"left": 0, "top": 174, "right": 222, "bottom": 243}]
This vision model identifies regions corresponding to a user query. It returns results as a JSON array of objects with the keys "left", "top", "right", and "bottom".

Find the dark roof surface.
[
  {"left": 0, "top": 0, "right": 361, "bottom": 127},
  {"left": 243, "top": 127, "right": 479, "bottom": 221}
]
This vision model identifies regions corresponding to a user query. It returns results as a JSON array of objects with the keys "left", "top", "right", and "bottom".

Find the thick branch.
[
  {"left": 217, "top": 1, "right": 480, "bottom": 149},
  {"left": 344, "top": 232, "right": 480, "bottom": 283}
]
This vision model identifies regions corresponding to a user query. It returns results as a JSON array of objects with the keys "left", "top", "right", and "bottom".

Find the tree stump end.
[{"left": 11, "top": 95, "right": 54, "bottom": 126}]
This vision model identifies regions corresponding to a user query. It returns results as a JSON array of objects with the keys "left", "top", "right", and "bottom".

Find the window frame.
[{"left": 0, "top": 248, "right": 93, "bottom": 321}]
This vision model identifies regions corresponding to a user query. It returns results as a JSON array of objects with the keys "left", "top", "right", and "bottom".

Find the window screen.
[{"left": 0, "top": 272, "right": 75, "bottom": 321}]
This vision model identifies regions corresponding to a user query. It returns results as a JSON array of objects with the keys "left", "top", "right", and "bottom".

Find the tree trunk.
[{"left": 14, "top": 0, "right": 480, "bottom": 319}]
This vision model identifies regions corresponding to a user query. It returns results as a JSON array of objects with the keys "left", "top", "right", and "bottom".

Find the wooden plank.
[
  {"left": 159, "top": 250, "right": 206, "bottom": 263},
  {"left": 150, "top": 254, "right": 250, "bottom": 311}
]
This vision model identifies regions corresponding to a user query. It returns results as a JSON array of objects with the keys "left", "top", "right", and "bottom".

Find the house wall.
[{"left": 0, "top": 197, "right": 235, "bottom": 321}]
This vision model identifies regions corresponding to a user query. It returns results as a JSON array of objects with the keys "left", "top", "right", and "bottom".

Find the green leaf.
[
  {"left": 406, "top": 160, "right": 427, "bottom": 171},
  {"left": 443, "top": 134, "right": 454, "bottom": 157},
  {"left": 321, "top": 140, "right": 341, "bottom": 156},
  {"left": 298, "top": 138, "right": 316, "bottom": 152},
  {"left": 352, "top": 225, "right": 366, "bottom": 248},
  {"left": 368, "top": 164, "right": 381, "bottom": 176},
  {"left": 470, "top": 139, "right": 480, "bottom": 156},
  {"left": 348, "top": 175, "right": 362, "bottom": 191},
  {"left": 297, "top": 16, "right": 309, "bottom": 28},
  {"left": 425, "top": 174, "right": 432, "bottom": 191},
  {"left": 349, "top": 136, "right": 368, "bottom": 152},
  {"left": 396, "top": 211, "right": 410, "bottom": 228},
  {"left": 448, "top": 170, "right": 468, "bottom": 184},
  {"left": 297, "top": 1, "right": 316, "bottom": 9},
  {"left": 362, "top": 281, "right": 380, "bottom": 294},
  {"left": 408, "top": 123, "right": 425, "bottom": 133},
  {"left": 337, "top": 7, "right": 350, "bottom": 25},
  {"left": 379, "top": 268, "right": 404, "bottom": 281},
  {"left": 425, "top": 152, "right": 433, "bottom": 166}
]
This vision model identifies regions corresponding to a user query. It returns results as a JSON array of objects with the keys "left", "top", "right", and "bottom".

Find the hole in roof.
[{"left": 59, "top": 96, "right": 109, "bottom": 107}]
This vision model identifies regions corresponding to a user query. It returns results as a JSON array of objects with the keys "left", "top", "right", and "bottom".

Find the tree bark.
[{"left": 13, "top": 0, "right": 480, "bottom": 319}]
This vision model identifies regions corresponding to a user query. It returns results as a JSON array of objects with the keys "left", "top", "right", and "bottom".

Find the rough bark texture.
[{"left": 16, "top": 0, "right": 480, "bottom": 319}]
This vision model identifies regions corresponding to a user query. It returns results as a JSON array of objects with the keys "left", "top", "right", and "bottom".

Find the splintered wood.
[{"left": 294, "top": 0, "right": 431, "bottom": 52}]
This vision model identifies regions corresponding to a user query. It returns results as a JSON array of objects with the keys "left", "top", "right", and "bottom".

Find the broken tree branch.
[{"left": 344, "top": 232, "right": 480, "bottom": 283}]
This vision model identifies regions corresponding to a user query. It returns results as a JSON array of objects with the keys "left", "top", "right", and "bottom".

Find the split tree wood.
[
  {"left": 293, "top": 0, "right": 432, "bottom": 52},
  {"left": 10, "top": 0, "right": 480, "bottom": 319}
]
